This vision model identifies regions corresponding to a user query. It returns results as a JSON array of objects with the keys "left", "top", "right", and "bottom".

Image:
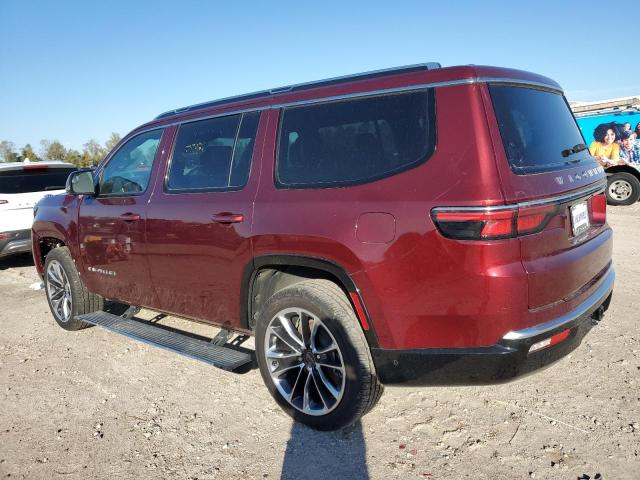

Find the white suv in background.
[{"left": 0, "top": 161, "right": 76, "bottom": 259}]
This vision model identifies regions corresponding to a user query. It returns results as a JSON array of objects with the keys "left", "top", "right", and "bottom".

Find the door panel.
[
  {"left": 78, "top": 128, "right": 169, "bottom": 306},
  {"left": 145, "top": 111, "right": 266, "bottom": 327}
]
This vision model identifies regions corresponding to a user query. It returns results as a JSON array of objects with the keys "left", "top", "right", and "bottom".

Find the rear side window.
[
  {"left": 167, "top": 112, "right": 260, "bottom": 191},
  {"left": 0, "top": 167, "right": 76, "bottom": 194},
  {"left": 276, "top": 90, "right": 436, "bottom": 187},
  {"left": 489, "top": 85, "right": 589, "bottom": 174}
]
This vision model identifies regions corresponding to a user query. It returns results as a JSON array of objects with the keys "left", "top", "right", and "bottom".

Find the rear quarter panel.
[{"left": 252, "top": 86, "right": 524, "bottom": 350}]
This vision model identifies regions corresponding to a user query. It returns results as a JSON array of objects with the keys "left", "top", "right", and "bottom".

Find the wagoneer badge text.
[
  {"left": 88, "top": 267, "right": 116, "bottom": 277},
  {"left": 554, "top": 166, "right": 604, "bottom": 185}
]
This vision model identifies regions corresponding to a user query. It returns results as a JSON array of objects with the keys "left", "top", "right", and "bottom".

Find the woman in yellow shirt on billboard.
[{"left": 589, "top": 124, "right": 620, "bottom": 167}]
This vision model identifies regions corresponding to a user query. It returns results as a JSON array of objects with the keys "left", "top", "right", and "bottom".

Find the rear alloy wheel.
[
  {"left": 264, "top": 307, "right": 346, "bottom": 416},
  {"left": 44, "top": 246, "right": 103, "bottom": 331},
  {"left": 606, "top": 172, "right": 640, "bottom": 206},
  {"left": 255, "top": 279, "right": 383, "bottom": 430}
]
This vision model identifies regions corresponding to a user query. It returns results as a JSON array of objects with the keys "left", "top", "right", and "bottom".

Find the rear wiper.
[{"left": 561, "top": 143, "right": 588, "bottom": 158}]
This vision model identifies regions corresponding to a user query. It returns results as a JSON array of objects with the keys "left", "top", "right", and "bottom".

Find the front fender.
[{"left": 32, "top": 194, "right": 82, "bottom": 275}]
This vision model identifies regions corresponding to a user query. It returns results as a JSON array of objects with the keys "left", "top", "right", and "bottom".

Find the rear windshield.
[
  {"left": 0, "top": 167, "right": 76, "bottom": 194},
  {"left": 489, "top": 85, "right": 588, "bottom": 174}
]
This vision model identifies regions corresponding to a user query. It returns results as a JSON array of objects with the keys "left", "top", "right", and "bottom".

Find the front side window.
[
  {"left": 100, "top": 129, "right": 163, "bottom": 195},
  {"left": 167, "top": 112, "right": 260, "bottom": 191},
  {"left": 276, "top": 90, "right": 436, "bottom": 187}
]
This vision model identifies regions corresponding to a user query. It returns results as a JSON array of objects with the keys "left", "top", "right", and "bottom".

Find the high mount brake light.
[
  {"left": 23, "top": 165, "right": 49, "bottom": 170},
  {"left": 432, "top": 203, "right": 558, "bottom": 240}
]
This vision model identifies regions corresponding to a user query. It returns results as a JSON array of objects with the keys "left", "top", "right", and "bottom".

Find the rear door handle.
[
  {"left": 211, "top": 212, "right": 244, "bottom": 224},
  {"left": 120, "top": 212, "right": 141, "bottom": 222}
]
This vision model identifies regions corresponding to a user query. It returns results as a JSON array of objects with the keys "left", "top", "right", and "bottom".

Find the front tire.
[
  {"left": 44, "top": 246, "right": 103, "bottom": 331},
  {"left": 606, "top": 172, "right": 640, "bottom": 205},
  {"left": 255, "top": 279, "right": 383, "bottom": 430}
]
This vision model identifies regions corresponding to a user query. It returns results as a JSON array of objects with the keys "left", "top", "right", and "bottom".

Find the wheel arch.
[
  {"left": 241, "top": 254, "right": 379, "bottom": 348},
  {"left": 606, "top": 165, "right": 640, "bottom": 179},
  {"left": 33, "top": 231, "right": 69, "bottom": 277}
]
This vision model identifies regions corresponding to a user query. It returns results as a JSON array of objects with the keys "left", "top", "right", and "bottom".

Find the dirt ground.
[{"left": 0, "top": 204, "right": 638, "bottom": 480}]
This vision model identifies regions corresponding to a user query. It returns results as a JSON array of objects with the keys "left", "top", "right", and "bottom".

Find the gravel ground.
[{"left": 0, "top": 204, "right": 638, "bottom": 480}]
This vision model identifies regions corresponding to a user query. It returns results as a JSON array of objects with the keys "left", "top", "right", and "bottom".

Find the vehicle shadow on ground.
[
  {"left": 280, "top": 420, "right": 369, "bottom": 480},
  {"left": 0, "top": 253, "right": 34, "bottom": 270}
]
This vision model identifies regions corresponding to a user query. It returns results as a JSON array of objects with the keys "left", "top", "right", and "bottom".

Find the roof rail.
[{"left": 155, "top": 62, "right": 442, "bottom": 120}]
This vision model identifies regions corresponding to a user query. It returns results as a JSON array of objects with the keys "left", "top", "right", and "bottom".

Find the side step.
[{"left": 77, "top": 311, "right": 253, "bottom": 372}]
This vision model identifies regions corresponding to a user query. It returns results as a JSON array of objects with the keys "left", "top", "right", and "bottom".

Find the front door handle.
[
  {"left": 211, "top": 212, "right": 244, "bottom": 224},
  {"left": 120, "top": 212, "right": 141, "bottom": 222}
]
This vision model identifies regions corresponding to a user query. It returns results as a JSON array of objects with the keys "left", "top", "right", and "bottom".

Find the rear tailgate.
[
  {"left": 485, "top": 84, "right": 612, "bottom": 310},
  {"left": 0, "top": 164, "right": 75, "bottom": 231}
]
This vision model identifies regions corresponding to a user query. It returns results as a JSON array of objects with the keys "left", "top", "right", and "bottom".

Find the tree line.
[{"left": 0, "top": 133, "right": 121, "bottom": 168}]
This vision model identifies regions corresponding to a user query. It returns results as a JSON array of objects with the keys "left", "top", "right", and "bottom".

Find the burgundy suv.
[{"left": 32, "top": 63, "right": 614, "bottom": 430}]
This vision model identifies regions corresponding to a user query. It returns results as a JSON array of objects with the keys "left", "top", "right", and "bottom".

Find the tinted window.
[
  {"left": 100, "top": 129, "right": 162, "bottom": 195},
  {"left": 230, "top": 112, "right": 260, "bottom": 187},
  {"left": 167, "top": 112, "right": 259, "bottom": 191},
  {"left": 0, "top": 167, "right": 76, "bottom": 194},
  {"left": 276, "top": 90, "right": 435, "bottom": 187},
  {"left": 489, "top": 85, "right": 588, "bottom": 174}
]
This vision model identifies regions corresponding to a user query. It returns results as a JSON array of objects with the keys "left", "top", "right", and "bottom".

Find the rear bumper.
[
  {"left": 372, "top": 267, "right": 615, "bottom": 386},
  {"left": 0, "top": 229, "right": 32, "bottom": 258}
]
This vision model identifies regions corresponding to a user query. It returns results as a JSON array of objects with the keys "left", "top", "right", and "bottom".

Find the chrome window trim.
[
  {"left": 271, "top": 77, "right": 562, "bottom": 110},
  {"left": 136, "top": 77, "right": 563, "bottom": 136},
  {"left": 154, "top": 62, "right": 444, "bottom": 119},
  {"left": 127, "top": 107, "right": 269, "bottom": 140},
  {"left": 432, "top": 181, "right": 606, "bottom": 213}
]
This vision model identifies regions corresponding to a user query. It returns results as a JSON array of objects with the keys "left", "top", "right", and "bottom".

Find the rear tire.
[
  {"left": 44, "top": 246, "right": 104, "bottom": 331},
  {"left": 606, "top": 172, "right": 640, "bottom": 205},
  {"left": 255, "top": 279, "right": 383, "bottom": 431}
]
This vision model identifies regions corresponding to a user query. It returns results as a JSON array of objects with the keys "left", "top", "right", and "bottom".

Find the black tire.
[
  {"left": 255, "top": 279, "right": 383, "bottom": 431},
  {"left": 43, "top": 246, "right": 103, "bottom": 331},
  {"left": 606, "top": 172, "right": 640, "bottom": 206}
]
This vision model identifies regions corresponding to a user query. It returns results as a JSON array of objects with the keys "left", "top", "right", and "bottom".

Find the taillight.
[
  {"left": 590, "top": 193, "right": 606, "bottom": 225},
  {"left": 0, "top": 233, "right": 17, "bottom": 240},
  {"left": 0, "top": 199, "right": 7, "bottom": 205},
  {"left": 430, "top": 209, "right": 514, "bottom": 240},
  {"left": 432, "top": 203, "right": 558, "bottom": 240},
  {"left": 517, "top": 204, "right": 558, "bottom": 235}
]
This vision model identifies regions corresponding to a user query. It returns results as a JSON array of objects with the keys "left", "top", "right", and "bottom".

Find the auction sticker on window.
[{"left": 570, "top": 202, "right": 589, "bottom": 236}]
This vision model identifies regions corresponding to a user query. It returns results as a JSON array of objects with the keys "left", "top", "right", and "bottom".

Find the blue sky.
[{"left": 1, "top": 0, "right": 637, "bottom": 151}]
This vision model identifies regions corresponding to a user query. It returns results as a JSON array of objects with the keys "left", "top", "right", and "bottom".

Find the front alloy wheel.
[
  {"left": 43, "top": 246, "right": 103, "bottom": 330},
  {"left": 46, "top": 260, "right": 73, "bottom": 323}
]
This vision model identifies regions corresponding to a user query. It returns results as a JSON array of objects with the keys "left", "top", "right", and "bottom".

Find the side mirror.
[{"left": 66, "top": 170, "right": 96, "bottom": 195}]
